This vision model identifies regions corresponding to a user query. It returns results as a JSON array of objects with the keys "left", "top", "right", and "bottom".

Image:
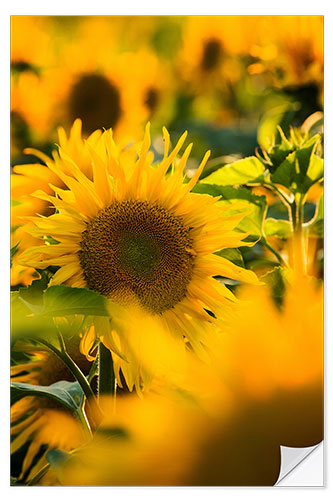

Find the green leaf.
[
  {"left": 11, "top": 291, "right": 59, "bottom": 342},
  {"left": 11, "top": 241, "right": 20, "bottom": 259},
  {"left": 214, "top": 248, "right": 245, "bottom": 268},
  {"left": 303, "top": 155, "right": 324, "bottom": 193},
  {"left": 261, "top": 267, "right": 286, "bottom": 310},
  {"left": 18, "top": 274, "right": 49, "bottom": 309},
  {"left": 308, "top": 194, "right": 324, "bottom": 237},
  {"left": 264, "top": 218, "right": 292, "bottom": 238},
  {"left": 271, "top": 135, "right": 321, "bottom": 194},
  {"left": 40, "top": 286, "right": 110, "bottom": 317},
  {"left": 10, "top": 241, "right": 20, "bottom": 267},
  {"left": 11, "top": 285, "right": 109, "bottom": 346},
  {"left": 203, "top": 156, "right": 266, "bottom": 186},
  {"left": 11, "top": 380, "right": 84, "bottom": 414},
  {"left": 193, "top": 184, "right": 267, "bottom": 238},
  {"left": 257, "top": 101, "right": 295, "bottom": 150}
]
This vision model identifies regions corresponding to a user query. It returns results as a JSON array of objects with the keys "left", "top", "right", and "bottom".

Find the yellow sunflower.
[
  {"left": 18, "top": 123, "right": 258, "bottom": 390},
  {"left": 10, "top": 16, "right": 57, "bottom": 71},
  {"left": 11, "top": 335, "right": 92, "bottom": 484},
  {"left": 11, "top": 120, "right": 103, "bottom": 286},
  {"left": 10, "top": 18, "right": 161, "bottom": 145},
  {"left": 178, "top": 16, "right": 257, "bottom": 89}
]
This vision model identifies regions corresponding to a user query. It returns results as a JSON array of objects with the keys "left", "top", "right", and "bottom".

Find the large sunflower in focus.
[{"left": 18, "top": 123, "right": 258, "bottom": 390}]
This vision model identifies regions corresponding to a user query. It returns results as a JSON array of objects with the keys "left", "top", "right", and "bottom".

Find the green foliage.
[
  {"left": 203, "top": 156, "right": 266, "bottom": 186},
  {"left": 10, "top": 241, "right": 20, "bottom": 266},
  {"left": 11, "top": 291, "right": 59, "bottom": 342},
  {"left": 11, "top": 284, "right": 110, "bottom": 344},
  {"left": 11, "top": 380, "right": 84, "bottom": 414},
  {"left": 264, "top": 219, "right": 292, "bottom": 239},
  {"left": 215, "top": 248, "right": 245, "bottom": 268},
  {"left": 40, "top": 286, "right": 110, "bottom": 317},
  {"left": 308, "top": 194, "right": 324, "bottom": 237},
  {"left": 193, "top": 184, "right": 267, "bottom": 238},
  {"left": 271, "top": 134, "right": 322, "bottom": 194},
  {"left": 261, "top": 267, "right": 286, "bottom": 310}
]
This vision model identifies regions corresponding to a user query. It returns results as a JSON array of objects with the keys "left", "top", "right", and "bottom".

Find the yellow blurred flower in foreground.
[
  {"left": 44, "top": 270, "right": 323, "bottom": 486},
  {"left": 17, "top": 122, "right": 258, "bottom": 391},
  {"left": 216, "top": 271, "right": 323, "bottom": 447}
]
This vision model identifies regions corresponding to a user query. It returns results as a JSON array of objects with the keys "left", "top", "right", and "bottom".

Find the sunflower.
[
  {"left": 11, "top": 120, "right": 103, "bottom": 286},
  {"left": 10, "top": 17, "right": 157, "bottom": 145},
  {"left": 178, "top": 17, "right": 258, "bottom": 90},
  {"left": 10, "top": 16, "right": 57, "bottom": 72},
  {"left": 18, "top": 123, "right": 258, "bottom": 390},
  {"left": 11, "top": 335, "right": 92, "bottom": 484}
]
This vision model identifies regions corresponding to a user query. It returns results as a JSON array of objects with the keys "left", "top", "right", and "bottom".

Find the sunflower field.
[{"left": 10, "top": 15, "right": 324, "bottom": 487}]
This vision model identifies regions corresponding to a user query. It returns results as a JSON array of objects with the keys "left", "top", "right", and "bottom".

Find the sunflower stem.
[
  {"left": 26, "top": 462, "right": 51, "bottom": 486},
  {"left": 98, "top": 342, "right": 116, "bottom": 398},
  {"left": 76, "top": 407, "right": 93, "bottom": 440},
  {"left": 261, "top": 236, "right": 288, "bottom": 267},
  {"left": 36, "top": 336, "right": 103, "bottom": 428},
  {"left": 290, "top": 194, "right": 307, "bottom": 274}
]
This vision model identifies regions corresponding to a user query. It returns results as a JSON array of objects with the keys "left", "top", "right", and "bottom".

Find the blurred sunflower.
[
  {"left": 18, "top": 123, "right": 258, "bottom": 390},
  {"left": 272, "top": 16, "right": 323, "bottom": 88},
  {"left": 214, "top": 270, "right": 323, "bottom": 447},
  {"left": 11, "top": 16, "right": 56, "bottom": 72},
  {"left": 11, "top": 335, "right": 92, "bottom": 484},
  {"left": 247, "top": 16, "right": 323, "bottom": 95},
  {"left": 119, "top": 49, "right": 175, "bottom": 129},
  {"left": 178, "top": 16, "right": 258, "bottom": 89},
  {"left": 10, "top": 17, "right": 166, "bottom": 145}
]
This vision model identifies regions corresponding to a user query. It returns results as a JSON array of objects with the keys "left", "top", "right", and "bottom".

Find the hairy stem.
[{"left": 37, "top": 336, "right": 103, "bottom": 427}]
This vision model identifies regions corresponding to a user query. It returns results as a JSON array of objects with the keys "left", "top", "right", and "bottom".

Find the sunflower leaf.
[
  {"left": 10, "top": 380, "right": 84, "bottom": 414},
  {"left": 11, "top": 291, "right": 59, "bottom": 342},
  {"left": 271, "top": 135, "right": 322, "bottom": 194},
  {"left": 10, "top": 241, "right": 20, "bottom": 265},
  {"left": 203, "top": 156, "right": 266, "bottom": 186},
  {"left": 264, "top": 218, "right": 292, "bottom": 238},
  {"left": 193, "top": 184, "right": 267, "bottom": 238},
  {"left": 215, "top": 248, "right": 245, "bottom": 268},
  {"left": 40, "top": 286, "right": 110, "bottom": 317},
  {"left": 307, "top": 194, "right": 324, "bottom": 237}
]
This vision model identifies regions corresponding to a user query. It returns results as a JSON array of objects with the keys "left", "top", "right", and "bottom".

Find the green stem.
[
  {"left": 98, "top": 342, "right": 116, "bottom": 397},
  {"left": 37, "top": 336, "right": 103, "bottom": 427},
  {"left": 290, "top": 193, "right": 307, "bottom": 274},
  {"left": 76, "top": 408, "right": 93, "bottom": 440},
  {"left": 261, "top": 236, "right": 288, "bottom": 267},
  {"left": 26, "top": 462, "right": 51, "bottom": 486},
  {"left": 290, "top": 194, "right": 304, "bottom": 233},
  {"left": 262, "top": 182, "right": 293, "bottom": 206},
  {"left": 40, "top": 336, "right": 96, "bottom": 403}
]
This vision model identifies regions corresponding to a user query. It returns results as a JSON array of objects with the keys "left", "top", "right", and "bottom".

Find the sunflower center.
[
  {"left": 144, "top": 87, "right": 159, "bottom": 113},
  {"left": 78, "top": 200, "right": 195, "bottom": 314},
  {"left": 201, "top": 38, "right": 222, "bottom": 71},
  {"left": 69, "top": 73, "right": 122, "bottom": 134}
]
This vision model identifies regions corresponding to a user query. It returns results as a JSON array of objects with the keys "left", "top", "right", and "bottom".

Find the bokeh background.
[
  {"left": 10, "top": 15, "right": 324, "bottom": 284},
  {"left": 11, "top": 16, "right": 323, "bottom": 163}
]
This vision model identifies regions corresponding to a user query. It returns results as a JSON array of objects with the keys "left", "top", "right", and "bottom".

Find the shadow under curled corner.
[{"left": 276, "top": 441, "right": 324, "bottom": 486}]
